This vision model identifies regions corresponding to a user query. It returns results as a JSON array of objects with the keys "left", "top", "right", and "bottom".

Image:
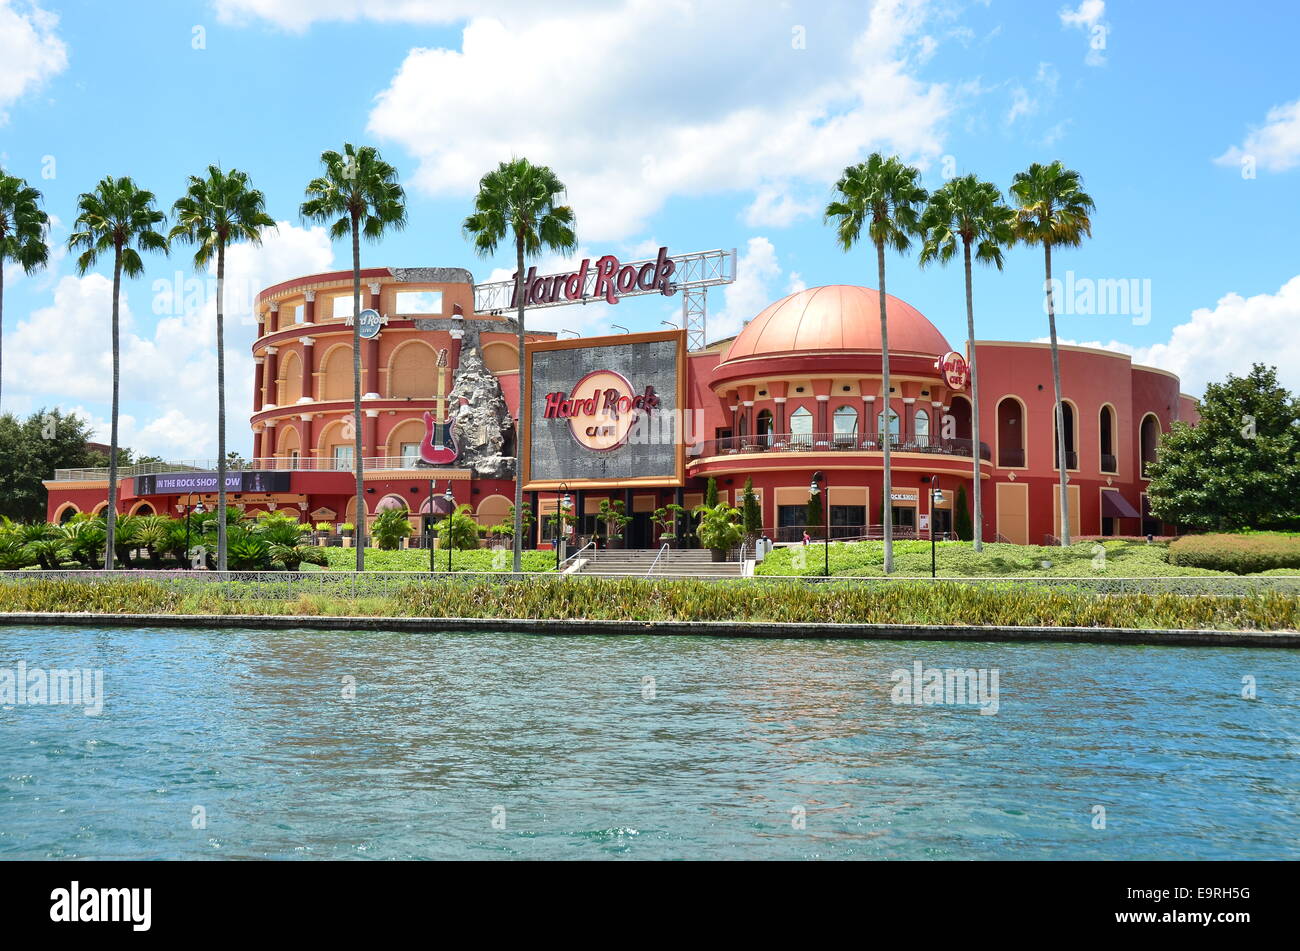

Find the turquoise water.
[{"left": 0, "top": 625, "right": 1296, "bottom": 860}]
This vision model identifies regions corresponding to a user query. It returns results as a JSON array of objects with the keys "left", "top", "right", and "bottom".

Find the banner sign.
[
  {"left": 511, "top": 247, "right": 677, "bottom": 308},
  {"left": 935, "top": 351, "right": 970, "bottom": 390},
  {"left": 353, "top": 308, "right": 386, "bottom": 340},
  {"left": 135, "top": 471, "right": 292, "bottom": 495},
  {"left": 542, "top": 371, "right": 661, "bottom": 451}
]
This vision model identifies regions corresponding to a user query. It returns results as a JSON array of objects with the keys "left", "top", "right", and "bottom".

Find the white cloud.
[
  {"left": 366, "top": 0, "right": 950, "bottom": 240},
  {"left": 1059, "top": 0, "right": 1108, "bottom": 66},
  {"left": 6, "top": 222, "right": 334, "bottom": 458},
  {"left": 1214, "top": 99, "right": 1300, "bottom": 174},
  {"left": 743, "top": 183, "right": 820, "bottom": 228},
  {"left": 212, "top": 0, "right": 584, "bottom": 31},
  {"left": 1046, "top": 275, "right": 1300, "bottom": 397},
  {"left": 0, "top": 0, "right": 67, "bottom": 124},
  {"left": 708, "top": 236, "right": 784, "bottom": 344}
]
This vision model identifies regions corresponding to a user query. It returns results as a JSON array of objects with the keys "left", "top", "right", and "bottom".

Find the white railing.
[
  {"left": 646, "top": 542, "right": 671, "bottom": 577},
  {"left": 52, "top": 456, "right": 431, "bottom": 482}
]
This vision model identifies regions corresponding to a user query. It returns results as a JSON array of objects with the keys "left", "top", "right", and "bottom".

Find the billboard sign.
[
  {"left": 524, "top": 330, "right": 686, "bottom": 488},
  {"left": 135, "top": 470, "right": 292, "bottom": 495}
]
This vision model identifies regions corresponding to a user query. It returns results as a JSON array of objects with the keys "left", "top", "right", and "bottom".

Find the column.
[
  {"left": 364, "top": 409, "right": 380, "bottom": 459},
  {"left": 268, "top": 301, "right": 279, "bottom": 334},
  {"left": 902, "top": 397, "right": 916, "bottom": 443},
  {"left": 368, "top": 279, "right": 382, "bottom": 313},
  {"left": 448, "top": 326, "right": 465, "bottom": 376},
  {"left": 252, "top": 426, "right": 263, "bottom": 461},
  {"left": 253, "top": 356, "right": 265, "bottom": 413},
  {"left": 263, "top": 347, "right": 279, "bottom": 408},
  {"left": 301, "top": 337, "right": 315, "bottom": 401},
  {"left": 302, "top": 289, "right": 316, "bottom": 325},
  {"left": 300, "top": 415, "right": 314, "bottom": 463},
  {"left": 262, "top": 419, "right": 277, "bottom": 459}
]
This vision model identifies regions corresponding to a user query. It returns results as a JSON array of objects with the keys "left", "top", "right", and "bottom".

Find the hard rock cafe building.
[{"left": 44, "top": 268, "right": 1199, "bottom": 547}]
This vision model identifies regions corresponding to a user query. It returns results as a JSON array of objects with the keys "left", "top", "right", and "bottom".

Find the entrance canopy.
[{"left": 1101, "top": 491, "right": 1140, "bottom": 518}]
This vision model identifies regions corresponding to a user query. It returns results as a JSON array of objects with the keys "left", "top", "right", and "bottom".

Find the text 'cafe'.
[{"left": 44, "top": 246, "right": 1198, "bottom": 545}]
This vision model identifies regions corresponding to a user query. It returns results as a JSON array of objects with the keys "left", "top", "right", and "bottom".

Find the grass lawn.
[
  {"left": 315, "top": 547, "right": 557, "bottom": 572},
  {"left": 755, "top": 538, "right": 1300, "bottom": 577}
]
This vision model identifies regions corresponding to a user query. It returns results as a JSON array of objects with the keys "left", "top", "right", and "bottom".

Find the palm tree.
[
  {"left": 0, "top": 172, "right": 50, "bottom": 410},
  {"left": 463, "top": 158, "right": 577, "bottom": 573},
  {"left": 301, "top": 144, "right": 407, "bottom": 571},
  {"left": 1010, "top": 161, "right": 1095, "bottom": 546},
  {"left": 920, "top": 174, "right": 1015, "bottom": 552},
  {"left": 67, "top": 177, "right": 169, "bottom": 569},
  {"left": 171, "top": 166, "right": 276, "bottom": 571},
  {"left": 825, "top": 153, "right": 928, "bottom": 574}
]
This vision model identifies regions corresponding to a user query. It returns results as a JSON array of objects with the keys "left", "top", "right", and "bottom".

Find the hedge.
[{"left": 1168, "top": 533, "right": 1300, "bottom": 575}]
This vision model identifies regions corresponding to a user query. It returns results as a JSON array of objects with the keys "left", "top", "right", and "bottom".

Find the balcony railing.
[
  {"left": 692, "top": 432, "right": 992, "bottom": 461},
  {"left": 51, "top": 456, "right": 429, "bottom": 482},
  {"left": 997, "top": 446, "right": 1025, "bottom": 468}
]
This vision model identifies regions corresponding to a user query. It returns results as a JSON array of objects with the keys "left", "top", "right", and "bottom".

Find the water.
[{"left": 1, "top": 625, "right": 1296, "bottom": 860}]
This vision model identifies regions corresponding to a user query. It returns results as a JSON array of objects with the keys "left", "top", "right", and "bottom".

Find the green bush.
[{"left": 1169, "top": 533, "right": 1300, "bottom": 575}]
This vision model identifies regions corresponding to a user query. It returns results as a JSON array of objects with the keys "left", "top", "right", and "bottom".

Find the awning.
[{"left": 1101, "top": 491, "right": 1140, "bottom": 518}]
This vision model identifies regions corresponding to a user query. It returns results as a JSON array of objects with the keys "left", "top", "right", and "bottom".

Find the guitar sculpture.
[{"left": 419, "top": 348, "right": 459, "bottom": 465}]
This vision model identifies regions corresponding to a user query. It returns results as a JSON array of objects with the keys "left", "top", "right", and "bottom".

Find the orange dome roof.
[{"left": 722, "top": 285, "right": 951, "bottom": 362}]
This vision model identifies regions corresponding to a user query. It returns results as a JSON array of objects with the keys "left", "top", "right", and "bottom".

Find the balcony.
[
  {"left": 1101, "top": 453, "right": 1117, "bottom": 474},
  {"left": 50, "top": 456, "right": 429, "bottom": 482},
  {"left": 691, "top": 432, "right": 992, "bottom": 461},
  {"left": 998, "top": 446, "right": 1025, "bottom": 468}
]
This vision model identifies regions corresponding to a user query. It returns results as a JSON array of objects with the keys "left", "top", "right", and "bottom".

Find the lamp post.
[
  {"left": 427, "top": 478, "right": 436, "bottom": 574},
  {"left": 556, "top": 482, "right": 571, "bottom": 571},
  {"left": 810, "top": 471, "right": 829, "bottom": 578},
  {"left": 185, "top": 495, "right": 206, "bottom": 569},
  {"left": 443, "top": 482, "right": 455, "bottom": 573},
  {"left": 927, "top": 475, "right": 942, "bottom": 579}
]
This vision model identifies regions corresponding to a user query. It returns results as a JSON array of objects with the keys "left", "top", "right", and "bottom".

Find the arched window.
[
  {"left": 789, "top": 406, "right": 813, "bottom": 435},
  {"left": 1140, "top": 414, "right": 1160, "bottom": 477},
  {"left": 914, "top": 408, "right": 930, "bottom": 445},
  {"left": 833, "top": 405, "right": 857, "bottom": 446},
  {"left": 1099, "top": 405, "right": 1117, "bottom": 473},
  {"left": 948, "top": 396, "right": 972, "bottom": 441},
  {"left": 1053, "top": 401, "right": 1077, "bottom": 470},
  {"left": 997, "top": 397, "right": 1024, "bottom": 467},
  {"left": 756, "top": 409, "right": 774, "bottom": 446},
  {"left": 877, "top": 408, "right": 900, "bottom": 437}
]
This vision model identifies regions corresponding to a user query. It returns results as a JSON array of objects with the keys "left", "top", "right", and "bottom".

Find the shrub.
[
  {"left": 371, "top": 508, "right": 414, "bottom": 550},
  {"left": 1169, "top": 533, "right": 1300, "bottom": 575}
]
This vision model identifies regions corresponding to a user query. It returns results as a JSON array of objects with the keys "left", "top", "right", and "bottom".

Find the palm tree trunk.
[
  {"left": 105, "top": 244, "right": 122, "bottom": 570},
  {"left": 0, "top": 256, "right": 5, "bottom": 411},
  {"left": 1045, "top": 242, "right": 1070, "bottom": 546},
  {"left": 216, "top": 241, "right": 228, "bottom": 572},
  {"left": 964, "top": 239, "right": 983, "bottom": 551},
  {"left": 351, "top": 217, "right": 365, "bottom": 572},
  {"left": 512, "top": 235, "right": 526, "bottom": 574},
  {"left": 877, "top": 238, "right": 892, "bottom": 574}
]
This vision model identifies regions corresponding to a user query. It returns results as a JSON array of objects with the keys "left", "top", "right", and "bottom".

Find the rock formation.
[{"left": 448, "top": 345, "right": 515, "bottom": 478}]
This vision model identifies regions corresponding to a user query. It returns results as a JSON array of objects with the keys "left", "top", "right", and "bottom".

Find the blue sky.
[{"left": 1, "top": 0, "right": 1298, "bottom": 458}]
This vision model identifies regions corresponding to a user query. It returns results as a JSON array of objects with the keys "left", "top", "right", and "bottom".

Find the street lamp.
[
  {"left": 443, "top": 482, "right": 455, "bottom": 573},
  {"left": 185, "top": 496, "right": 206, "bottom": 569},
  {"left": 809, "top": 471, "right": 829, "bottom": 578},
  {"left": 556, "top": 482, "right": 571, "bottom": 570},
  {"left": 926, "top": 475, "right": 943, "bottom": 579},
  {"left": 427, "top": 478, "right": 436, "bottom": 574}
]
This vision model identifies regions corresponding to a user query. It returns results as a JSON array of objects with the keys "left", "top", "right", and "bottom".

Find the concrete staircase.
[{"left": 573, "top": 547, "right": 746, "bottom": 579}]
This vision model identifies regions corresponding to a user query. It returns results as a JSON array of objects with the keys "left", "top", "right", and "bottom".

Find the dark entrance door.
[
  {"left": 629, "top": 511, "right": 652, "bottom": 548},
  {"left": 932, "top": 508, "right": 953, "bottom": 537}
]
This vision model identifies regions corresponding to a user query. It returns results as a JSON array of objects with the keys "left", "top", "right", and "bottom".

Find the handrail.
[
  {"left": 559, "top": 540, "right": 595, "bottom": 570},
  {"left": 690, "top": 432, "right": 992, "bottom": 461},
  {"left": 646, "top": 542, "right": 670, "bottom": 577}
]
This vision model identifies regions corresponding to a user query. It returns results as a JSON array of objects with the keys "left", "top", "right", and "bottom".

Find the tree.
[
  {"left": 1147, "top": 364, "right": 1300, "bottom": 531},
  {"left": 463, "top": 158, "right": 577, "bottom": 573},
  {"left": 953, "top": 484, "right": 974, "bottom": 541},
  {"left": 805, "top": 492, "right": 822, "bottom": 528},
  {"left": 68, "top": 176, "right": 169, "bottom": 568},
  {"left": 826, "top": 153, "right": 928, "bottom": 573},
  {"left": 740, "top": 477, "right": 762, "bottom": 537},
  {"left": 920, "top": 174, "right": 1014, "bottom": 551},
  {"left": 434, "top": 503, "right": 482, "bottom": 552},
  {"left": 171, "top": 165, "right": 276, "bottom": 571},
  {"left": 370, "top": 507, "right": 414, "bottom": 550},
  {"left": 1010, "top": 161, "right": 1095, "bottom": 546},
  {"left": 0, "top": 409, "right": 100, "bottom": 521},
  {"left": 704, "top": 476, "right": 719, "bottom": 509},
  {"left": 0, "top": 172, "right": 50, "bottom": 411},
  {"left": 302, "top": 143, "right": 408, "bottom": 571}
]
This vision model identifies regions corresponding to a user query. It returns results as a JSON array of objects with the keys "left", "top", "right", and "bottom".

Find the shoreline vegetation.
[{"left": 0, "top": 576, "right": 1297, "bottom": 633}]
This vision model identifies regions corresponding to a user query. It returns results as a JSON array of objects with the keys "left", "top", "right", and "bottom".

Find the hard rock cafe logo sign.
[
  {"left": 542, "top": 370, "right": 660, "bottom": 451},
  {"left": 511, "top": 247, "right": 677, "bottom": 308},
  {"left": 936, "top": 351, "right": 970, "bottom": 390}
]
